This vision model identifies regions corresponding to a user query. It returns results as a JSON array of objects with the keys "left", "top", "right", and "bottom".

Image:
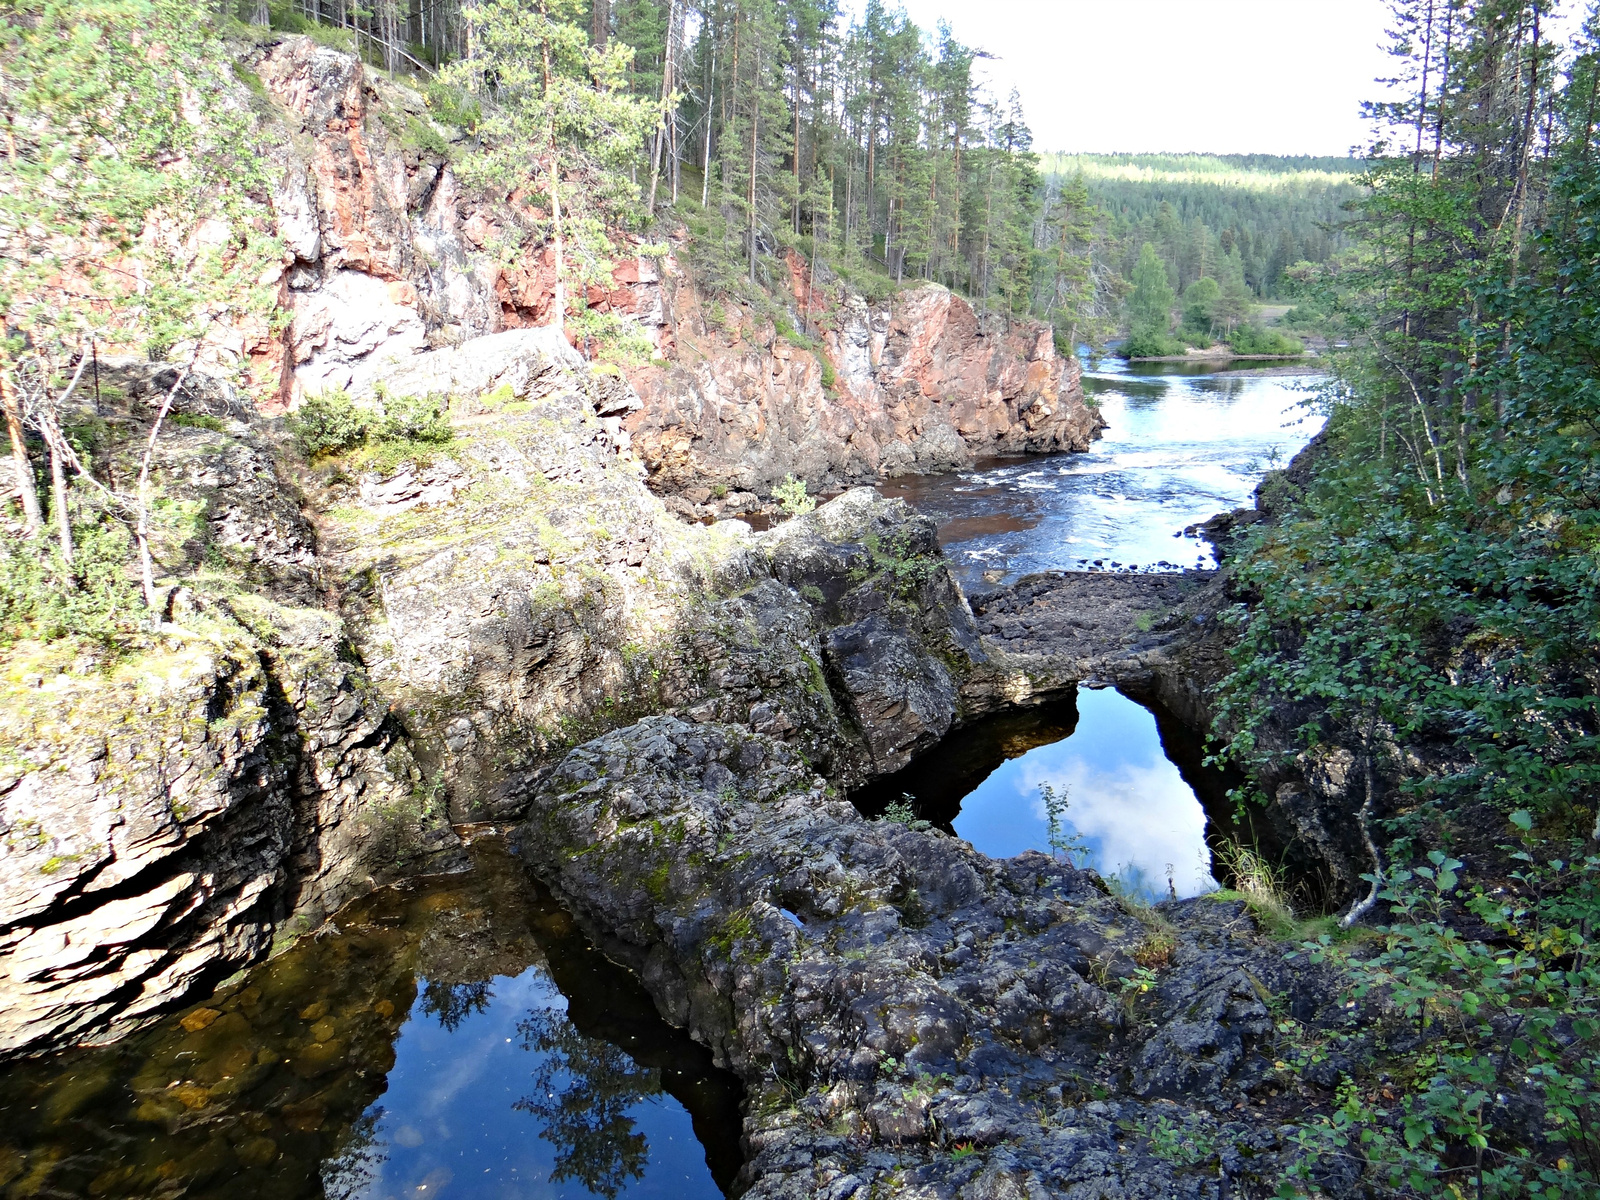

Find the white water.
[{"left": 880, "top": 358, "right": 1325, "bottom": 586}]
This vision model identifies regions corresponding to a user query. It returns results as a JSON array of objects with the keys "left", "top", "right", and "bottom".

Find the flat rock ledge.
[{"left": 515, "top": 716, "right": 1340, "bottom": 1199}]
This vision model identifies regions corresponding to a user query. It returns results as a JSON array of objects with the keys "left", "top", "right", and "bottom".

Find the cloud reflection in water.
[{"left": 951, "top": 687, "right": 1219, "bottom": 900}]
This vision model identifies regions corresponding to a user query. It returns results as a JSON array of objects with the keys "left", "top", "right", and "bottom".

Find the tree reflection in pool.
[{"left": 0, "top": 840, "right": 742, "bottom": 1200}]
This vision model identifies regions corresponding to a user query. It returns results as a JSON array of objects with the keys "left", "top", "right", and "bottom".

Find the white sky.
[{"left": 885, "top": 0, "right": 1400, "bottom": 157}]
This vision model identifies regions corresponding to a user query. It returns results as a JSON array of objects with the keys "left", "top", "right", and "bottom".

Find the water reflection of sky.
[
  {"left": 332, "top": 968, "right": 717, "bottom": 1200},
  {"left": 882, "top": 360, "right": 1326, "bottom": 587},
  {"left": 951, "top": 687, "right": 1219, "bottom": 900}
]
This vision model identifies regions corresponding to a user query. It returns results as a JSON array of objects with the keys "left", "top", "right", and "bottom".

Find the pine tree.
[{"left": 440, "top": 0, "right": 659, "bottom": 336}]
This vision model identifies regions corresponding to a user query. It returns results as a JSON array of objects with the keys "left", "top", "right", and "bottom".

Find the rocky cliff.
[
  {"left": 1, "top": 323, "right": 991, "bottom": 1059},
  {"left": 235, "top": 35, "right": 1099, "bottom": 502},
  {"left": 0, "top": 369, "right": 451, "bottom": 1060},
  {"left": 623, "top": 256, "right": 1103, "bottom": 501}
]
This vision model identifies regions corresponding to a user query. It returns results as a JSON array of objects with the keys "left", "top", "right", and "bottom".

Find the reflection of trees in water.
[
  {"left": 515, "top": 1008, "right": 663, "bottom": 1199},
  {"left": 420, "top": 978, "right": 493, "bottom": 1031},
  {"left": 322, "top": 1109, "right": 388, "bottom": 1200}
]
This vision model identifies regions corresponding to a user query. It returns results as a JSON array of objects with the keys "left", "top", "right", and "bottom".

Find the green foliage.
[
  {"left": 424, "top": 79, "right": 481, "bottom": 130},
  {"left": 1041, "top": 152, "right": 1362, "bottom": 300},
  {"left": 167, "top": 412, "right": 228, "bottom": 433},
  {"left": 773, "top": 474, "right": 816, "bottom": 517},
  {"left": 1282, "top": 840, "right": 1600, "bottom": 1198},
  {"left": 0, "top": 1, "right": 279, "bottom": 368},
  {"left": 286, "top": 388, "right": 453, "bottom": 460},
  {"left": 880, "top": 794, "right": 916, "bottom": 826},
  {"left": 1147, "top": 1111, "right": 1218, "bottom": 1170},
  {"left": 1224, "top": 324, "right": 1303, "bottom": 356},
  {"left": 286, "top": 390, "right": 370, "bottom": 458},
  {"left": 401, "top": 115, "right": 451, "bottom": 159},
  {"left": 0, "top": 516, "right": 142, "bottom": 647},
  {"left": 1118, "top": 326, "right": 1186, "bottom": 359},
  {"left": 372, "top": 388, "right": 453, "bottom": 443},
  {"left": 1121, "top": 241, "right": 1177, "bottom": 356},
  {"left": 1213, "top": 14, "right": 1600, "bottom": 1193},
  {"left": 1180, "top": 276, "right": 1221, "bottom": 336},
  {"left": 1039, "top": 782, "right": 1091, "bottom": 867},
  {"left": 437, "top": 0, "right": 660, "bottom": 323}
]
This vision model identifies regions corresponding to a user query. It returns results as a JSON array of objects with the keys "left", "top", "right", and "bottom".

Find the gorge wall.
[
  {"left": 238, "top": 35, "right": 1099, "bottom": 501},
  {"left": 3, "top": 29, "right": 1099, "bottom": 1070}
]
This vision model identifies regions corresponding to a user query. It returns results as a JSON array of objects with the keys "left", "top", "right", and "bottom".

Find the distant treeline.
[{"left": 1041, "top": 153, "right": 1366, "bottom": 304}]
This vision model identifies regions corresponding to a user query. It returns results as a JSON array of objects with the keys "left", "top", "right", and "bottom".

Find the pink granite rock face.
[{"left": 623, "top": 263, "right": 1103, "bottom": 495}]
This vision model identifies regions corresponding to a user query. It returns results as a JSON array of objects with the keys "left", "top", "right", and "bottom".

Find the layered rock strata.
[{"left": 0, "top": 387, "right": 446, "bottom": 1059}]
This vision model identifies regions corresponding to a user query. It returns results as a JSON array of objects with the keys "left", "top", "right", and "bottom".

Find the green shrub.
[
  {"left": 1284, "top": 838, "right": 1600, "bottom": 1199},
  {"left": 1225, "top": 323, "right": 1302, "bottom": 356},
  {"left": 773, "top": 474, "right": 816, "bottom": 517},
  {"left": 425, "top": 79, "right": 481, "bottom": 129},
  {"left": 374, "top": 389, "right": 453, "bottom": 443},
  {"left": 1119, "top": 327, "right": 1185, "bottom": 358},
  {"left": 818, "top": 353, "right": 838, "bottom": 393},
  {"left": 0, "top": 517, "right": 142, "bottom": 647},
  {"left": 402, "top": 115, "right": 451, "bottom": 159},
  {"left": 286, "top": 389, "right": 369, "bottom": 457},
  {"left": 169, "top": 412, "right": 227, "bottom": 432}
]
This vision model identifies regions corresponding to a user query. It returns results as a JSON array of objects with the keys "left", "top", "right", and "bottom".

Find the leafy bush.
[
  {"left": 286, "top": 390, "right": 369, "bottom": 457},
  {"left": 168, "top": 412, "right": 227, "bottom": 432},
  {"left": 818, "top": 353, "right": 838, "bottom": 393},
  {"left": 402, "top": 115, "right": 451, "bottom": 159},
  {"left": 1284, "top": 836, "right": 1600, "bottom": 1198},
  {"left": 1118, "top": 327, "right": 1186, "bottom": 358},
  {"left": 287, "top": 389, "right": 452, "bottom": 458},
  {"left": 424, "top": 79, "right": 481, "bottom": 129},
  {"left": 1225, "top": 323, "right": 1303, "bottom": 356},
  {"left": 374, "top": 389, "right": 453, "bottom": 443},
  {"left": 0, "top": 518, "right": 142, "bottom": 647},
  {"left": 773, "top": 474, "right": 816, "bottom": 517}
]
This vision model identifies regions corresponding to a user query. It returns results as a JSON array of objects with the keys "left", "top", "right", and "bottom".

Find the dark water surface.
[
  {"left": 0, "top": 842, "right": 741, "bottom": 1200},
  {"left": 880, "top": 358, "right": 1325, "bottom": 587}
]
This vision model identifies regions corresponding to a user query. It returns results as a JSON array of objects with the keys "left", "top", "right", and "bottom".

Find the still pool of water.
[
  {"left": 880, "top": 358, "right": 1325, "bottom": 587},
  {"left": 854, "top": 687, "right": 1228, "bottom": 901},
  {"left": 0, "top": 842, "right": 741, "bottom": 1200}
]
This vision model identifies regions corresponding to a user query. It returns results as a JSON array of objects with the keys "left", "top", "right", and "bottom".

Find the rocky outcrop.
[
  {"left": 235, "top": 35, "right": 1097, "bottom": 503},
  {"left": 514, "top": 715, "right": 1343, "bottom": 1198},
  {"left": 624, "top": 269, "right": 1104, "bottom": 496},
  {"left": 0, "top": 596, "right": 447, "bottom": 1059},
  {"left": 318, "top": 328, "right": 986, "bottom": 815},
  {"left": 0, "top": 381, "right": 450, "bottom": 1060}
]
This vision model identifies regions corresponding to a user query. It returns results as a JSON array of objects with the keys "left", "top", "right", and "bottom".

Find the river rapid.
[
  {"left": 880, "top": 357, "right": 1326, "bottom": 587},
  {"left": 869, "top": 358, "right": 1326, "bottom": 897}
]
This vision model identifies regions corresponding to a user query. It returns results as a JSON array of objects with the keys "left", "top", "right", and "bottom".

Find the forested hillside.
[
  {"left": 1042, "top": 153, "right": 1363, "bottom": 299},
  {"left": 1211, "top": 3, "right": 1600, "bottom": 1193}
]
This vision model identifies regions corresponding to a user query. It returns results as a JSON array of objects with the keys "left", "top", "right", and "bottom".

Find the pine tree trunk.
[
  {"left": 647, "top": 0, "right": 677, "bottom": 215},
  {"left": 591, "top": 0, "right": 608, "bottom": 50},
  {"left": 748, "top": 42, "right": 759, "bottom": 285},
  {"left": 541, "top": 36, "right": 564, "bottom": 339},
  {"left": 49, "top": 443, "right": 72, "bottom": 566},
  {"left": 1, "top": 363, "right": 41, "bottom": 535}
]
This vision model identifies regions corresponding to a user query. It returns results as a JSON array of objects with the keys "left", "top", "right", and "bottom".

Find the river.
[
  {"left": 864, "top": 357, "right": 1326, "bottom": 897},
  {"left": 880, "top": 357, "right": 1325, "bottom": 587}
]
